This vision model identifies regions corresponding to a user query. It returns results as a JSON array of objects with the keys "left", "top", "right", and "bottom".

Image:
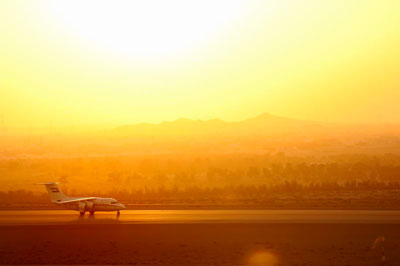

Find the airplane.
[{"left": 37, "top": 182, "right": 126, "bottom": 215}]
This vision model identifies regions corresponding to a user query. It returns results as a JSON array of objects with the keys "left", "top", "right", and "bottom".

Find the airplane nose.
[{"left": 119, "top": 203, "right": 126, "bottom": 209}]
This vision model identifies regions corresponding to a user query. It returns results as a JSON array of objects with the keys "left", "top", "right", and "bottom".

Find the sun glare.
[
  {"left": 247, "top": 250, "right": 279, "bottom": 266},
  {"left": 45, "top": 0, "right": 247, "bottom": 61}
]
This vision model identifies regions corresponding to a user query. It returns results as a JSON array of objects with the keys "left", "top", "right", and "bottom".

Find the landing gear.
[
  {"left": 80, "top": 211, "right": 85, "bottom": 216},
  {"left": 89, "top": 211, "right": 95, "bottom": 215},
  {"left": 117, "top": 210, "right": 120, "bottom": 216}
]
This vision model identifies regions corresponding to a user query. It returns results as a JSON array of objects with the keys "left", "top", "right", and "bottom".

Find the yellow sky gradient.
[{"left": 1, "top": 0, "right": 399, "bottom": 127}]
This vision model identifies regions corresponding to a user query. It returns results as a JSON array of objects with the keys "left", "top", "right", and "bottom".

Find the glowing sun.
[{"left": 45, "top": 0, "right": 247, "bottom": 60}]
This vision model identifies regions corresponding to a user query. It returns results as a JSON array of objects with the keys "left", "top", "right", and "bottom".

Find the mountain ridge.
[
  {"left": 116, "top": 112, "right": 316, "bottom": 128},
  {"left": 112, "top": 112, "right": 322, "bottom": 137}
]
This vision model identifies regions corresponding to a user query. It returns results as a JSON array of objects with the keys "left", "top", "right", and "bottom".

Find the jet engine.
[
  {"left": 86, "top": 201, "right": 94, "bottom": 212},
  {"left": 78, "top": 201, "right": 86, "bottom": 213}
]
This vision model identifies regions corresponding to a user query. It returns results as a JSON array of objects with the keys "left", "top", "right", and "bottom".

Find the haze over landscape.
[
  {"left": 1, "top": 1, "right": 400, "bottom": 265},
  {"left": 1, "top": 0, "right": 400, "bottom": 211},
  {"left": 1, "top": 0, "right": 400, "bottom": 128}
]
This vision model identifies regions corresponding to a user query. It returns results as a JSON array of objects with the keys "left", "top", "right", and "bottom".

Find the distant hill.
[
  {"left": 3, "top": 112, "right": 400, "bottom": 158},
  {"left": 112, "top": 112, "right": 321, "bottom": 137}
]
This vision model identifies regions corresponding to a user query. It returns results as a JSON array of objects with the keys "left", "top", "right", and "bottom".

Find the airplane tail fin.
[{"left": 36, "top": 182, "right": 69, "bottom": 203}]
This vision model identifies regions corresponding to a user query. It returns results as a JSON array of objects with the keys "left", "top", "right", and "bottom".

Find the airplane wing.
[{"left": 58, "top": 197, "right": 97, "bottom": 204}]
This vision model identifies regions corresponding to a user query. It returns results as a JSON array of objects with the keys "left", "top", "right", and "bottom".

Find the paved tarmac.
[{"left": 1, "top": 210, "right": 400, "bottom": 225}]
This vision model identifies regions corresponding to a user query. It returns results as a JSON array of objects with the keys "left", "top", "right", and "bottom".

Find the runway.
[
  {"left": 1, "top": 209, "right": 400, "bottom": 225},
  {"left": 2, "top": 210, "right": 400, "bottom": 265}
]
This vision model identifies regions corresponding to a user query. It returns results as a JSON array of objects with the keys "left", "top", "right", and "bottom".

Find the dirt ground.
[{"left": 0, "top": 223, "right": 398, "bottom": 265}]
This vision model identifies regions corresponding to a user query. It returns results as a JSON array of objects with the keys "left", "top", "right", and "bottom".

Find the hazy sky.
[{"left": 1, "top": 0, "right": 399, "bottom": 127}]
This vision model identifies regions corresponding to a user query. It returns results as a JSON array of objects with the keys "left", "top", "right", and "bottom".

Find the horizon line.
[{"left": 1, "top": 112, "right": 399, "bottom": 131}]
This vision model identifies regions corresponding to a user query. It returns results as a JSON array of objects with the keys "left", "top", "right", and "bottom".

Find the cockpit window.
[{"left": 111, "top": 201, "right": 117, "bottom": 204}]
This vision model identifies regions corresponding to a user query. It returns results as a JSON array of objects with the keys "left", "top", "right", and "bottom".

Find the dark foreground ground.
[{"left": 0, "top": 223, "right": 399, "bottom": 266}]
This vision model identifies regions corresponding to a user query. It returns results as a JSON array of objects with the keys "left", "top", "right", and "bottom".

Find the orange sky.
[{"left": 1, "top": 0, "right": 400, "bottom": 127}]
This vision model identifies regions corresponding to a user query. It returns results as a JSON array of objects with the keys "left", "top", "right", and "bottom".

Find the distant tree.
[{"left": 108, "top": 172, "right": 121, "bottom": 183}]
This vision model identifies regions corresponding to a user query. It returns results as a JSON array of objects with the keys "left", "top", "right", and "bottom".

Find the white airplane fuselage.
[
  {"left": 38, "top": 182, "right": 126, "bottom": 215},
  {"left": 59, "top": 197, "right": 125, "bottom": 212}
]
